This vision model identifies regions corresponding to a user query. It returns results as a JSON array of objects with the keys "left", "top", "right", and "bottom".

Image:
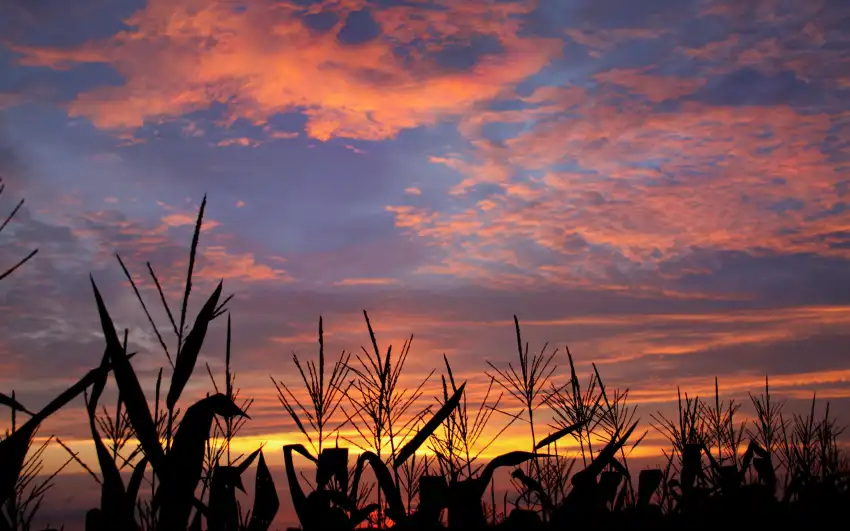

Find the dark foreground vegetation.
[{"left": 1, "top": 193, "right": 848, "bottom": 531}]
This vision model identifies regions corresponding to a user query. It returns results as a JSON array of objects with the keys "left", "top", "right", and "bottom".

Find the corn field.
[{"left": 1, "top": 196, "right": 848, "bottom": 531}]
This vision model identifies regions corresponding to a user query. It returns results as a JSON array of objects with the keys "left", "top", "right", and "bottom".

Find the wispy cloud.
[{"left": 334, "top": 277, "right": 399, "bottom": 286}]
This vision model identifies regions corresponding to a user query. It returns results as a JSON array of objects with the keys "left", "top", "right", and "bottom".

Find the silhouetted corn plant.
[
  {"left": 0, "top": 390, "right": 72, "bottom": 531},
  {"left": 271, "top": 316, "right": 351, "bottom": 455},
  {"left": 650, "top": 387, "right": 709, "bottom": 499},
  {"left": 202, "top": 315, "right": 254, "bottom": 502},
  {"left": 701, "top": 378, "right": 746, "bottom": 468},
  {"left": 543, "top": 349, "right": 603, "bottom": 467},
  {"left": 485, "top": 316, "right": 562, "bottom": 516},
  {"left": 81, "top": 197, "right": 284, "bottom": 531},
  {"left": 429, "top": 355, "right": 517, "bottom": 483},
  {"left": 339, "top": 311, "right": 435, "bottom": 523},
  {"left": 281, "top": 332, "right": 466, "bottom": 530},
  {"left": 778, "top": 393, "right": 848, "bottom": 505},
  {"left": 588, "top": 365, "right": 647, "bottom": 511},
  {"left": 0, "top": 349, "right": 127, "bottom": 519},
  {"left": 746, "top": 377, "right": 783, "bottom": 475}
]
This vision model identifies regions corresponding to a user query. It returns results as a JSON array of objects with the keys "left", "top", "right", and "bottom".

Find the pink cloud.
[
  {"left": 10, "top": 0, "right": 561, "bottom": 141},
  {"left": 334, "top": 277, "right": 399, "bottom": 286}
]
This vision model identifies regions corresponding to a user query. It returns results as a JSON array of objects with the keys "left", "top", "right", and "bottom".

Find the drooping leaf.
[
  {"left": 356, "top": 452, "right": 406, "bottom": 524},
  {"left": 0, "top": 353, "right": 126, "bottom": 506},
  {"left": 316, "top": 447, "right": 348, "bottom": 492},
  {"left": 477, "top": 451, "right": 543, "bottom": 498},
  {"left": 283, "top": 444, "right": 317, "bottom": 528},
  {"left": 85, "top": 352, "right": 131, "bottom": 530},
  {"left": 166, "top": 281, "right": 223, "bottom": 410},
  {"left": 535, "top": 419, "right": 589, "bottom": 450},
  {"left": 247, "top": 451, "right": 279, "bottom": 531},
  {"left": 156, "top": 393, "right": 247, "bottom": 531},
  {"left": 510, "top": 469, "right": 553, "bottom": 512},
  {"left": 91, "top": 276, "right": 165, "bottom": 473},
  {"left": 394, "top": 382, "right": 466, "bottom": 469},
  {"left": 637, "top": 468, "right": 663, "bottom": 507}
]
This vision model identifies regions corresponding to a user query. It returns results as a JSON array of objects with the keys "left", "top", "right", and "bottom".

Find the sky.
[{"left": 1, "top": 0, "right": 850, "bottom": 528}]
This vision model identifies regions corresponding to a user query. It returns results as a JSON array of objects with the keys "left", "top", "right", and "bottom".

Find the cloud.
[
  {"left": 265, "top": 129, "right": 299, "bottom": 140},
  {"left": 333, "top": 277, "right": 398, "bottom": 286},
  {"left": 216, "top": 137, "right": 261, "bottom": 148},
  {"left": 594, "top": 68, "right": 707, "bottom": 102},
  {"left": 385, "top": 80, "right": 848, "bottom": 290},
  {"left": 9, "top": 0, "right": 562, "bottom": 141},
  {"left": 195, "top": 245, "right": 293, "bottom": 283},
  {"left": 160, "top": 212, "right": 220, "bottom": 230}
]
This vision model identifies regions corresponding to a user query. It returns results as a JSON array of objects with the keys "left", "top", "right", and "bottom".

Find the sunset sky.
[{"left": 1, "top": 0, "right": 850, "bottom": 528}]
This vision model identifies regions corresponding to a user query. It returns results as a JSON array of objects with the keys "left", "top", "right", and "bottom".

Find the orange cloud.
[
  {"left": 265, "top": 129, "right": 300, "bottom": 140},
  {"left": 594, "top": 68, "right": 707, "bottom": 102},
  {"left": 216, "top": 137, "right": 260, "bottom": 147},
  {"left": 386, "top": 79, "right": 847, "bottom": 287},
  {"left": 10, "top": 0, "right": 561, "bottom": 141},
  {"left": 161, "top": 212, "right": 221, "bottom": 231},
  {"left": 195, "top": 245, "right": 293, "bottom": 283}
]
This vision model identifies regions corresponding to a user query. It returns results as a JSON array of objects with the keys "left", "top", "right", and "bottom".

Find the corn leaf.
[
  {"left": 247, "top": 451, "right": 279, "bottom": 531},
  {"left": 357, "top": 452, "right": 406, "bottom": 524},
  {"left": 586, "top": 420, "right": 638, "bottom": 479},
  {"left": 156, "top": 393, "right": 247, "bottom": 531},
  {"left": 535, "top": 419, "right": 589, "bottom": 450},
  {"left": 86, "top": 351, "right": 131, "bottom": 530},
  {"left": 0, "top": 351, "right": 127, "bottom": 505},
  {"left": 0, "top": 393, "right": 32, "bottom": 416},
  {"left": 283, "top": 444, "right": 317, "bottom": 528},
  {"left": 166, "top": 281, "right": 223, "bottom": 410},
  {"left": 91, "top": 276, "right": 166, "bottom": 473},
  {"left": 394, "top": 382, "right": 466, "bottom": 469},
  {"left": 637, "top": 468, "right": 663, "bottom": 507}
]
